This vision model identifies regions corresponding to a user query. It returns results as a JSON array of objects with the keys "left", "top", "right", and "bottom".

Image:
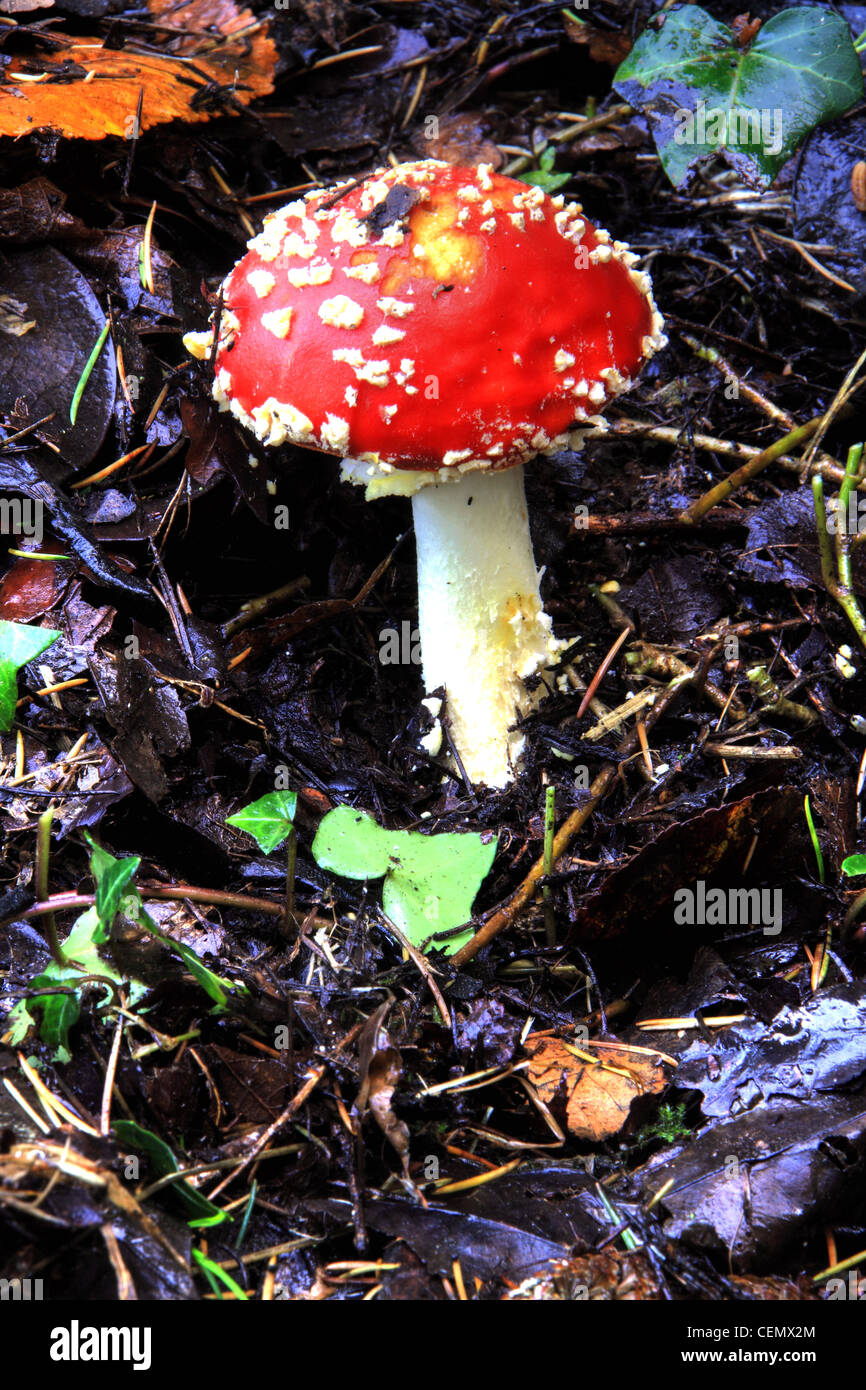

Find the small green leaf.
[
  {"left": 192, "top": 1248, "right": 247, "bottom": 1299},
  {"left": 84, "top": 831, "right": 141, "bottom": 942},
  {"left": 134, "top": 904, "right": 235, "bottom": 1008},
  {"left": 614, "top": 5, "right": 864, "bottom": 188},
  {"left": 521, "top": 145, "right": 571, "bottom": 193},
  {"left": 0, "top": 621, "right": 61, "bottom": 729},
  {"left": 112, "top": 1120, "right": 229, "bottom": 1224},
  {"left": 841, "top": 854, "right": 866, "bottom": 877},
  {"left": 226, "top": 790, "right": 298, "bottom": 854},
  {"left": 32, "top": 993, "right": 81, "bottom": 1065},
  {"left": 312, "top": 807, "right": 496, "bottom": 954},
  {"left": 69, "top": 316, "right": 111, "bottom": 426},
  {"left": 5, "top": 907, "right": 145, "bottom": 1061}
]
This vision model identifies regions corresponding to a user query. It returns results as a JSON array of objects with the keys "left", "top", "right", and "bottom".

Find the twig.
[
  {"left": 812, "top": 442, "right": 866, "bottom": 651},
  {"left": 680, "top": 416, "right": 824, "bottom": 523},
  {"left": 746, "top": 665, "right": 818, "bottom": 725},
  {"left": 5, "top": 884, "right": 293, "bottom": 936},
  {"left": 222, "top": 577, "right": 311, "bottom": 638},
  {"left": 607, "top": 418, "right": 854, "bottom": 489},
  {"left": 377, "top": 912, "right": 452, "bottom": 1027},
  {"left": 100, "top": 1005, "right": 126, "bottom": 1136},
  {"left": 680, "top": 333, "right": 793, "bottom": 428},
  {"left": 542, "top": 784, "right": 556, "bottom": 948},
  {"left": 205, "top": 1020, "right": 364, "bottom": 1201},
  {"left": 702, "top": 743, "right": 801, "bottom": 760},
  {"left": 802, "top": 347, "right": 866, "bottom": 473},
  {"left": 754, "top": 227, "right": 857, "bottom": 294},
  {"left": 576, "top": 626, "right": 630, "bottom": 718},
  {"left": 35, "top": 806, "right": 64, "bottom": 965},
  {"left": 625, "top": 643, "right": 747, "bottom": 721}
]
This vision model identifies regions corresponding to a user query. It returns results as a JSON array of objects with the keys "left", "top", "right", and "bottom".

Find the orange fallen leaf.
[
  {"left": 0, "top": 0, "right": 276, "bottom": 141},
  {"left": 525, "top": 1036, "right": 671, "bottom": 1142}
]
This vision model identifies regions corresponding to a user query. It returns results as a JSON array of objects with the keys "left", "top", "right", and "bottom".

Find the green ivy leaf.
[
  {"left": 4, "top": 908, "right": 145, "bottom": 1062},
  {"left": 614, "top": 5, "right": 863, "bottom": 187},
  {"left": 0, "top": 620, "right": 61, "bottom": 729},
  {"left": 84, "top": 831, "right": 141, "bottom": 942},
  {"left": 226, "top": 790, "right": 298, "bottom": 854},
  {"left": 841, "top": 854, "right": 866, "bottom": 877},
  {"left": 5, "top": 833, "right": 243, "bottom": 1057},
  {"left": 311, "top": 807, "right": 496, "bottom": 954}
]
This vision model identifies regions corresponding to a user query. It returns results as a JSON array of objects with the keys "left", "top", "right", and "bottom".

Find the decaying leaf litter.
[{"left": 0, "top": 0, "right": 865, "bottom": 1302}]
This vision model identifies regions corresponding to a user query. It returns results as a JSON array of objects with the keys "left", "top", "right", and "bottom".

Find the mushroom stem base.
[{"left": 411, "top": 465, "right": 562, "bottom": 787}]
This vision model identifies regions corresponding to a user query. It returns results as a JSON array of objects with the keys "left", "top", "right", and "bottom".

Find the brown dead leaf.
[
  {"left": 413, "top": 111, "right": 502, "bottom": 170},
  {"left": 0, "top": 555, "right": 66, "bottom": 622},
  {"left": 355, "top": 1000, "right": 410, "bottom": 1175},
  {"left": 0, "top": 177, "right": 92, "bottom": 245},
  {"left": 0, "top": 0, "right": 276, "bottom": 141},
  {"left": 563, "top": 16, "right": 632, "bottom": 65},
  {"left": 526, "top": 1037, "right": 670, "bottom": 1142}
]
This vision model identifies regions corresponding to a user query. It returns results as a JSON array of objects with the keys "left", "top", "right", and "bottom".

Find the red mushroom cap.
[{"left": 188, "top": 160, "right": 665, "bottom": 472}]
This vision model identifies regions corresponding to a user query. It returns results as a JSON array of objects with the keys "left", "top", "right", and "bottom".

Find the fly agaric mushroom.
[{"left": 184, "top": 160, "right": 665, "bottom": 787}]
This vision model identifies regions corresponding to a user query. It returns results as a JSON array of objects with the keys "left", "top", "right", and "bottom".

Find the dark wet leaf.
[
  {"left": 320, "top": 1195, "right": 570, "bottom": 1284},
  {"left": 636, "top": 945, "right": 746, "bottom": 1020},
  {"left": 293, "top": 0, "right": 345, "bottom": 47},
  {"left": 0, "top": 247, "right": 115, "bottom": 470},
  {"left": 737, "top": 488, "right": 823, "bottom": 590},
  {"left": 82, "top": 488, "right": 138, "bottom": 527},
  {"left": 411, "top": 110, "right": 502, "bottom": 168},
  {"left": 638, "top": 982, "right": 866, "bottom": 1119},
  {"left": 573, "top": 787, "right": 805, "bottom": 942},
  {"left": 0, "top": 458, "right": 153, "bottom": 603},
  {"left": 57, "top": 748, "right": 134, "bottom": 836},
  {"left": 104, "top": 1216, "right": 198, "bottom": 1301},
  {"left": 636, "top": 1095, "right": 866, "bottom": 1270},
  {"left": 377, "top": 1242, "right": 448, "bottom": 1301},
  {"left": 455, "top": 997, "right": 521, "bottom": 1068},
  {"left": 87, "top": 647, "right": 190, "bottom": 801},
  {"left": 793, "top": 111, "right": 866, "bottom": 292},
  {"left": 73, "top": 228, "right": 180, "bottom": 319},
  {"left": 181, "top": 396, "right": 222, "bottom": 487},
  {"left": 564, "top": 15, "right": 632, "bottom": 65},
  {"left": 620, "top": 554, "right": 726, "bottom": 641},
  {"left": 204, "top": 1045, "right": 291, "bottom": 1125}
]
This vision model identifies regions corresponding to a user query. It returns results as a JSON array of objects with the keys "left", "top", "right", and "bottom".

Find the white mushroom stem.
[{"left": 411, "top": 465, "right": 563, "bottom": 787}]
